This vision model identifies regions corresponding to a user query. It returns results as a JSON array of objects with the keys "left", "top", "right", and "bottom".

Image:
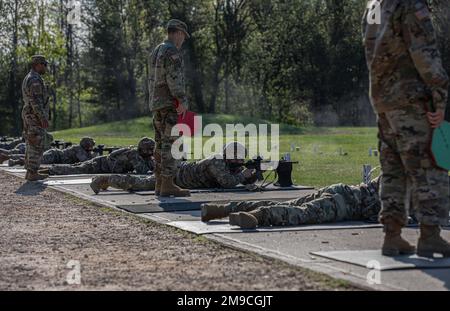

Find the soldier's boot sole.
[
  {"left": 201, "top": 204, "right": 228, "bottom": 222},
  {"left": 26, "top": 172, "right": 48, "bottom": 182},
  {"left": 229, "top": 212, "right": 258, "bottom": 229},
  {"left": 381, "top": 236, "right": 416, "bottom": 257},
  {"left": 90, "top": 177, "right": 110, "bottom": 194},
  {"left": 0, "top": 155, "right": 8, "bottom": 163}
]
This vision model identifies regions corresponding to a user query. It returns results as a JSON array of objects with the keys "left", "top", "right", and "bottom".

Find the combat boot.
[
  {"left": 229, "top": 209, "right": 264, "bottom": 229},
  {"left": 25, "top": 170, "right": 48, "bottom": 182},
  {"left": 90, "top": 176, "right": 110, "bottom": 194},
  {"left": 381, "top": 220, "right": 415, "bottom": 256},
  {"left": 201, "top": 203, "right": 229, "bottom": 222},
  {"left": 417, "top": 224, "right": 450, "bottom": 258},
  {"left": 159, "top": 175, "right": 190, "bottom": 197},
  {"left": 8, "top": 159, "right": 25, "bottom": 167},
  {"left": 154, "top": 172, "right": 162, "bottom": 196},
  {"left": 0, "top": 154, "right": 8, "bottom": 164}
]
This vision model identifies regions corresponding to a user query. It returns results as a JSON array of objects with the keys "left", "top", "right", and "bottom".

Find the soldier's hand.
[
  {"left": 176, "top": 102, "right": 187, "bottom": 115},
  {"left": 41, "top": 119, "right": 49, "bottom": 129},
  {"left": 427, "top": 109, "right": 445, "bottom": 128}
]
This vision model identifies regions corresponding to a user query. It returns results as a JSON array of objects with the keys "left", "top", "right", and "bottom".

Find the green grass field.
[{"left": 52, "top": 115, "right": 380, "bottom": 188}]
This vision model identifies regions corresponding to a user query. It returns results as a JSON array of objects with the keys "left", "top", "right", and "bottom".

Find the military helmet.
[
  {"left": 223, "top": 142, "right": 247, "bottom": 160},
  {"left": 31, "top": 55, "right": 48, "bottom": 66},
  {"left": 138, "top": 137, "right": 156, "bottom": 155},
  {"left": 80, "top": 137, "right": 96, "bottom": 150},
  {"left": 167, "top": 19, "right": 190, "bottom": 38}
]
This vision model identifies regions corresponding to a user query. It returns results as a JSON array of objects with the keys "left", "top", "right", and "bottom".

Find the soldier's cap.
[
  {"left": 167, "top": 19, "right": 190, "bottom": 38},
  {"left": 31, "top": 55, "right": 48, "bottom": 66}
]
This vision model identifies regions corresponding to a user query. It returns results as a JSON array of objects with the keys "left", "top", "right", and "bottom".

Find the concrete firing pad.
[
  {"left": 208, "top": 227, "right": 450, "bottom": 290},
  {"left": 311, "top": 250, "right": 450, "bottom": 270},
  {"left": 47, "top": 182, "right": 317, "bottom": 213},
  {"left": 166, "top": 220, "right": 382, "bottom": 234}
]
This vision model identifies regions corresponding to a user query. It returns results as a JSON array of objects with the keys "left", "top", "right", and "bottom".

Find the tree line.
[{"left": 0, "top": 0, "right": 449, "bottom": 135}]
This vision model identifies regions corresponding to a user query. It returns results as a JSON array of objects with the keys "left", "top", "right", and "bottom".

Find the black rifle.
[
  {"left": 93, "top": 144, "right": 121, "bottom": 156},
  {"left": 244, "top": 156, "right": 299, "bottom": 187},
  {"left": 243, "top": 156, "right": 265, "bottom": 181}
]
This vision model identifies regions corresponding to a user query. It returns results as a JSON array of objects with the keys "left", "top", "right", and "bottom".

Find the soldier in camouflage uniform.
[
  {"left": 201, "top": 178, "right": 381, "bottom": 229},
  {"left": 45, "top": 138, "right": 155, "bottom": 175},
  {"left": 21, "top": 55, "right": 53, "bottom": 181},
  {"left": 0, "top": 143, "right": 26, "bottom": 163},
  {"left": 7, "top": 137, "right": 96, "bottom": 167},
  {"left": 149, "top": 19, "right": 190, "bottom": 197},
  {"left": 0, "top": 138, "right": 24, "bottom": 150},
  {"left": 363, "top": 0, "right": 450, "bottom": 257},
  {"left": 90, "top": 142, "right": 257, "bottom": 194}
]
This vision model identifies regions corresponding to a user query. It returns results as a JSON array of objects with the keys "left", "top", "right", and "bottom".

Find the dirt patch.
[{"left": 0, "top": 171, "right": 358, "bottom": 290}]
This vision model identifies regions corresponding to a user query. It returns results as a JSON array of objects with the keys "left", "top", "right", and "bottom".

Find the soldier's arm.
[
  {"left": 165, "top": 50, "right": 189, "bottom": 109},
  {"left": 28, "top": 79, "right": 47, "bottom": 123},
  {"left": 75, "top": 146, "right": 90, "bottom": 162},
  {"left": 130, "top": 152, "right": 151, "bottom": 174},
  {"left": 402, "top": 0, "right": 449, "bottom": 111},
  {"left": 209, "top": 161, "right": 246, "bottom": 188}
]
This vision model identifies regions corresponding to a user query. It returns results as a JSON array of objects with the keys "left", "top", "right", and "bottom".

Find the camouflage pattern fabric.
[
  {"left": 99, "top": 155, "right": 248, "bottom": 191},
  {"left": 49, "top": 148, "right": 154, "bottom": 175},
  {"left": 363, "top": 0, "right": 448, "bottom": 113},
  {"left": 212, "top": 178, "right": 381, "bottom": 226},
  {"left": 377, "top": 106, "right": 449, "bottom": 226},
  {"left": 21, "top": 69, "right": 52, "bottom": 173},
  {"left": 153, "top": 106, "right": 179, "bottom": 177},
  {"left": 363, "top": 0, "right": 449, "bottom": 226},
  {"left": 0, "top": 138, "right": 23, "bottom": 150},
  {"left": 175, "top": 156, "right": 247, "bottom": 189},
  {"left": 0, "top": 143, "right": 26, "bottom": 157},
  {"left": 148, "top": 40, "right": 188, "bottom": 112},
  {"left": 40, "top": 145, "right": 94, "bottom": 164}
]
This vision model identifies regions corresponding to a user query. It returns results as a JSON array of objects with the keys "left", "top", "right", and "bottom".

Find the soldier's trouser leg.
[
  {"left": 109, "top": 175, "right": 156, "bottom": 191},
  {"left": 378, "top": 105, "right": 449, "bottom": 227},
  {"left": 153, "top": 107, "right": 179, "bottom": 178},
  {"left": 23, "top": 126, "right": 46, "bottom": 173},
  {"left": 42, "top": 150, "right": 58, "bottom": 164},
  {"left": 49, "top": 159, "right": 100, "bottom": 175},
  {"left": 256, "top": 193, "right": 350, "bottom": 226}
]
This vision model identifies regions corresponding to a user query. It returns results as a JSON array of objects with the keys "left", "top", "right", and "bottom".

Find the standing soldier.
[
  {"left": 22, "top": 55, "right": 53, "bottom": 181},
  {"left": 363, "top": 0, "right": 450, "bottom": 257},
  {"left": 148, "top": 19, "right": 191, "bottom": 197}
]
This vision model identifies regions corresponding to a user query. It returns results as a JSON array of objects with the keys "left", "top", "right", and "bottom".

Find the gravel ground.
[{"left": 0, "top": 170, "right": 357, "bottom": 290}]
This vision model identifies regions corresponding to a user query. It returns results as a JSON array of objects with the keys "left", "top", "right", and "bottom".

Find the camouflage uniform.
[
  {"left": 21, "top": 57, "right": 53, "bottom": 173},
  {"left": 212, "top": 178, "right": 380, "bottom": 226},
  {"left": 0, "top": 138, "right": 24, "bottom": 150},
  {"left": 98, "top": 155, "right": 248, "bottom": 191},
  {"left": 363, "top": 0, "right": 449, "bottom": 226},
  {"left": 40, "top": 145, "right": 93, "bottom": 164},
  {"left": 48, "top": 148, "right": 154, "bottom": 175},
  {"left": 0, "top": 143, "right": 26, "bottom": 157},
  {"left": 149, "top": 26, "right": 188, "bottom": 179}
]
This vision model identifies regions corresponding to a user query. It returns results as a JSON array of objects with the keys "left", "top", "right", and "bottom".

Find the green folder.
[{"left": 429, "top": 101, "right": 450, "bottom": 171}]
